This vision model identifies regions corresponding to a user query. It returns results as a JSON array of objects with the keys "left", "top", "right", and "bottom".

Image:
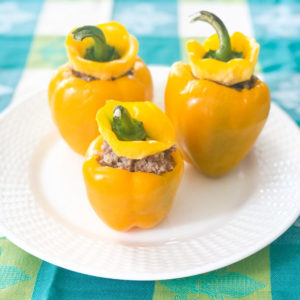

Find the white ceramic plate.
[{"left": 0, "top": 66, "right": 299, "bottom": 281}]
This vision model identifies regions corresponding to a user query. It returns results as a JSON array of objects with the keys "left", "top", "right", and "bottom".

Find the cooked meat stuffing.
[
  {"left": 191, "top": 71, "right": 257, "bottom": 91},
  {"left": 230, "top": 75, "right": 257, "bottom": 91},
  {"left": 72, "top": 68, "right": 98, "bottom": 82},
  {"left": 71, "top": 67, "right": 134, "bottom": 82},
  {"left": 99, "top": 140, "right": 176, "bottom": 175}
]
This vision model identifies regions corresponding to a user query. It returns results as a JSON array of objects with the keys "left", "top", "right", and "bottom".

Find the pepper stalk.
[
  {"left": 72, "top": 25, "right": 120, "bottom": 62},
  {"left": 112, "top": 105, "right": 147, "bottom": 141},
  {"left": 190, "top": 11, "right": 242, "bottom": 62}
]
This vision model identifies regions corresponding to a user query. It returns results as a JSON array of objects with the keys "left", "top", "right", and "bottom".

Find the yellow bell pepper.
[
  {"left": 82, "top": 101, "right": 184, "bottom": 231},
  {"left": 48, "top": 22, "right": 153, "bottom": 155},
  {"left": 165, "top": 11, "right": 270, "bottom": 177}
]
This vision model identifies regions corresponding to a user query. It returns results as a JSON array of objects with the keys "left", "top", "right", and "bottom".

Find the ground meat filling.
[
  {"left": 99, "top": 141, "right": 176, "bottom": 175},
  {"left": 230, "top": 75, "right": 257, "bottom": 91},
  {"left": 71, "top": 67, "right": 134, "bottom": 82},
  {"left": 72, "top": 69, "right": 98, "bottom": 82},
  {"left": 191, "top": 71, "right": 257, "bottom": 91}
]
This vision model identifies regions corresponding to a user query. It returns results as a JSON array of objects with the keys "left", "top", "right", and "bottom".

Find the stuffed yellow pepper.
[
  {"left": 165, "top": 11, "right": 270, "bottom": 177},
  {"left": 49, "top": 22, "right": 153, "bottom": 155},
  {"left": 82, "top": 101, "right": 184, "bottom": 231}
]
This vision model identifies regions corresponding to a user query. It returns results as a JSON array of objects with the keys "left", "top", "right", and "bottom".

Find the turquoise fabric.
[
  {"left": 248, "top": 1, "right": 300, "bottom": 299},
  {"left": 0, "top": 0, "right": 45, "bottom": 110},
  {"left": 270, "top": 226, "right": 300, "bottom": 300},
  {"left": 113, "top": 0, "right": 181, "bottom": 65},
  {"left": 249, "top": 0, "right": 300, "bottom": 125},
  {"left": 31, "top": 262, "right": 155, "bottom": 300}
]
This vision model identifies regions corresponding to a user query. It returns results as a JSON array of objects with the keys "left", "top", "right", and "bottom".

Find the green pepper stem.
[
  {"left": 112, "top": 105, "right": 147, "bottom": 141},
  {"left": 190, "top": 11, "right": 239, "bottom": 62},
  {"left": 72, "top": 26, "right": 120, "bottom": 62}
]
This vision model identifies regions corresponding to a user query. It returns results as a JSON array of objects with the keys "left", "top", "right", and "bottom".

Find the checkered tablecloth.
[{"left": 0, "top": 0, "right": 299, "bottom": 299}]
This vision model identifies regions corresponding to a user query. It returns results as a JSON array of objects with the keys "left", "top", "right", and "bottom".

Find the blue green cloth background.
[{"left": 0, "top": 0, "right": 299, "bottom": 299}]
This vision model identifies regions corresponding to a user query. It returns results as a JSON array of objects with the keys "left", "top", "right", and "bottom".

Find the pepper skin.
[
  {"left": 48, "top": 22, "right": 153, "bottom": 155},
  {"left": 165, "top": 11, "right": 270, "bottom": 177},
  {"left": 82, "top": 101, "right": 184, "bottom": 231},
  {"left": 165, "top": 62, "right": 270, "bottom": 177}
]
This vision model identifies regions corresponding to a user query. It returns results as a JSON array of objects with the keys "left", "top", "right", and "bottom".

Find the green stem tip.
[
  {"left": 190, "top": 11, "right": 242, "bottom": 62},
  {"left": 72, "top": 25, "right": 120, "bottom": 62},
  {"left": 112, "top": 105, "right": 147, "bottom": 141}
]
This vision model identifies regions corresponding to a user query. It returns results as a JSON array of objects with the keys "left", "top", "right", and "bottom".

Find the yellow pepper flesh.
[
  {"left": 187, "top": 32, "right": 259, "bottom": 85},
  {"left": 49, "top": 59, "right": 152, "bottom": 155},
  {"left": 83, "top": 136, "right": 183, "bottom": 231},
  {"left": 82, "top": 101, "right": 184, "bottom": 231},
  {"left": 165, "top": 62, "right": 270, "bottom": 177},
  {"left": 48, "top": 22, "right": 153, "bottom": 155},
  {"left": 96, "top": 100, "right": 175, "bottom": 159},
  {"left": 66, "top": 21, "right": 139, "bottom": 80}
]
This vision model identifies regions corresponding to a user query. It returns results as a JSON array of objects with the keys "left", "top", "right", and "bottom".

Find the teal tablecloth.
[{"left": 0, "top": 0, "right": 299, "bottom": 299}]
